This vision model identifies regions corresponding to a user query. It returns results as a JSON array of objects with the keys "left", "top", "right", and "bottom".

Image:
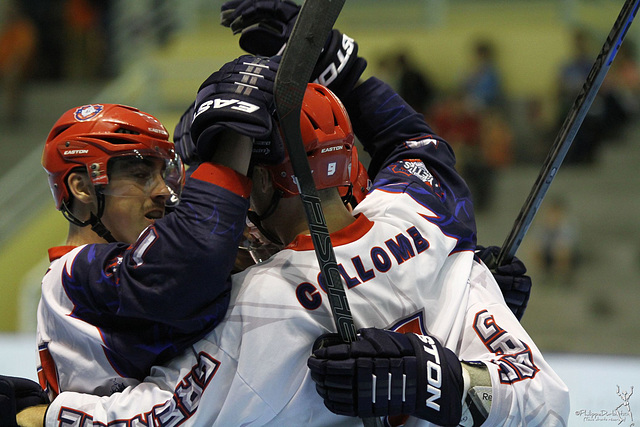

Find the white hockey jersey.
[
  {"left": 43, "top": 77, "right": 569, "bottom": 426},
  {"left": 36, "top": 163, "right": 251, "bottom": 397}
]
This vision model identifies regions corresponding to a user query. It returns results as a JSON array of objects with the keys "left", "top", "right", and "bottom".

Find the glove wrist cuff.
[{"left": 460, "top": 361, "right": 492, "bottom": 426}]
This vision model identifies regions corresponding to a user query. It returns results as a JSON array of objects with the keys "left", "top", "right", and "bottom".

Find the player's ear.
[
  {"left": 67, "top": 172, "right": 95, "bottom": 206},
  {"left": 251, "top": 165, "right": 274, "bottom": 194}
]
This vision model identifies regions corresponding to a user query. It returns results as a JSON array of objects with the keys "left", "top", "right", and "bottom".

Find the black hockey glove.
[
  {"left": 477, "top": 245, "right": 531, "bottom": 321},
  {"left": 173, "top": 101, "right": 200, "bottom": 166},
  {"left": 307, "top": 328, "right": 463, "bottom": 425},
  {"left": 190, "top": 55, "right": 285, "bottom": 165},
  {"left": 310, "top": 29, "right": 368, "bottom": 99},
  {"left": 0, "top": 375, "right": 49, "bottom": 426},
  {"left": 221, "top": 0, "right": 367, "bottom": 99},
  {"left": 221, "top": 0, "right": 299, "bottom": 56}
]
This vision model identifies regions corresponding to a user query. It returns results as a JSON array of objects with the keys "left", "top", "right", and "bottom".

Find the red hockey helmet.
[
  {"left": 42, "top": 104, "right": 184, "bottom": 210},
  {"left": 266, "top": 83, "right": 355, "bottom": 197}
]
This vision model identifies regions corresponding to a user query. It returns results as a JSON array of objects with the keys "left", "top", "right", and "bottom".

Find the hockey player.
[
  {"left": 35, "top": 100, "right": 267, "bottom": 399},
  {"left": 18, "top": 52, "right": 569, "bottom": 426},
  {"left": 220, "top": 0, "right": 532, "bottom": 321},
  {"left": 5, "top": 6, "right": 534, "bottom": 427}
]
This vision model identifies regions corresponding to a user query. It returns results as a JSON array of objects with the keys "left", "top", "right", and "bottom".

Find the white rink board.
[
  {"left": 1, "top": 334, "right": 639, "bottom": 425},
  {"left": 1, "top": 333, "right": 38, "bottom": 381}
]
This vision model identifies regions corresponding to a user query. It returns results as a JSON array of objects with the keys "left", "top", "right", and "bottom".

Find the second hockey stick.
[{"left": 494, "top": 0, "right": 640, "bottom": 267}]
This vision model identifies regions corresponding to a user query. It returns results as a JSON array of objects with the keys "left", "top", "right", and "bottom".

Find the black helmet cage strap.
[
  {"left": 246, "top": 181, "right": 356, "bottom": 247},
  {"left": 247, "top": 189, "right": 284, "bottom": 246},
  {"left": 60, "top": 186, "right": 117, "bottom": 243},
  {"left": 341, "top": 184, "right": 354, "bottom": 207}
]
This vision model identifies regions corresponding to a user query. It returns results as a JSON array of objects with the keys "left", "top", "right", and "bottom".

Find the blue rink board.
[{"left": 1, "top": 334, "right": 638, "bottom": 425}]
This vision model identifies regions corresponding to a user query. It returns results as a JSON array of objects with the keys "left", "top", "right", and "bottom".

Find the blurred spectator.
[
  {"left": 432, "top": 38, "right": 513, "bottom": 212},
  {"left": 431, "top": 91, "right": 514, "bottom": 212},
  {"left": 395, "top": 52, "right": 436, "bottom": 115},
  {"left": 512, "top": 96, "right": 553, "bottom": 164},
  {"left": 462, "top": 39, "right": 513, "bottom": 211},
  {"left": 20, "top": 0, "right": 67, "bottom": 80},
  {"left": 603, "top": 40, "right": 640, "bottom": 132},
  {"left": 463, "top": 39, "right": 505, "bottom": 111},
  {"left": 474, "top": 106, "right": 514, "bottom": 209},
  {"left": 377, "top": 51, "right": 436, "bottom": 115},
  {"left": 430, "top": 91, "right": 485, "bottom": 208},
  {"left": 555, "top": 28, "right": 626, "bottom": 164},
  {"left": 431, "top": 89, "right": 481, "bottom": 154},
  {"left": 63, "top": 0, "right": 110, "bottom": 79},
  {"left": 558, "top": 29, "right": 593, "bottom": 106},
  {"left": 531, "top": 197, "right": 579, "bottom": 287},
  {"left": 0, "top": 0, "right": 37, "bottom": 123},
  {"left": 153, "top": 0, "right": 177, "bottom": 47}
]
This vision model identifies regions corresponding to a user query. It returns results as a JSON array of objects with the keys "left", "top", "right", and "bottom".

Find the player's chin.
[{"left": 137, "top": 214, "right": 159, "bottom": 231}]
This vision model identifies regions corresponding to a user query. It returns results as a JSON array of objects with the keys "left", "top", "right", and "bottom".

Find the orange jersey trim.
[
  {"left": 48, "top": 246, "right": 78, "bottom": 262},
  {"left": 190, "top": 162, "right": 252, "bottom": 198}
]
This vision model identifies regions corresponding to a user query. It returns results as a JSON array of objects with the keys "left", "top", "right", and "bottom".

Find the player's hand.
[
  {"left": 0, "top": 375, "right": 49, "bottom": 427},
  {"left": 307, "top": 328, "right": 464, "bottom": 424},
  {"left": 221, "top": 1, "right": 366, "bottom": 99},
  {"left": 190, "top": 55, "right": 284, "bottom": 165},
  {"left": 310, "top": 29, "right": 367, "bottom": 99},
  {"left": 476, "top": 245, "right": 531, "bottom": 321},
  {"left": 221, "top": 0, "right": 299, "bottom": 56}
]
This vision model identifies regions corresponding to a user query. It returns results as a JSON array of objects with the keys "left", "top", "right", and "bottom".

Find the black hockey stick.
[
  {"left": 493, "top": 0, "right": 640, "bottom": 267},
  {"left": 274, "top": 1, "right": 383, "bottom": 426},
  {"left": 274, "top": 0, "right": 356, "bottom": 343}
]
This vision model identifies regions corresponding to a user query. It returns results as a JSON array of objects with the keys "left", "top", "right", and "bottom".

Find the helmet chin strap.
[
  {"left": 86, "top": 212, "right": 117, "bottom": 243},
  {"left": 247, "top": 189, "right": 284, "bottom": 247},
  {"left": 61, "top": 190, "right": 117, "bottom": 243}
]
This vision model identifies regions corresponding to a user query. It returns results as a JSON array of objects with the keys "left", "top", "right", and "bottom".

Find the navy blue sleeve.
[
  {"left": 61, "top": 162, "right": 250, "bottom": 379},
  {"left": 343, "top": 77, "right": 445, "bottom": 177},
  {"left": 345, "top": 77, "right": 477, "bottom": 252}
]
